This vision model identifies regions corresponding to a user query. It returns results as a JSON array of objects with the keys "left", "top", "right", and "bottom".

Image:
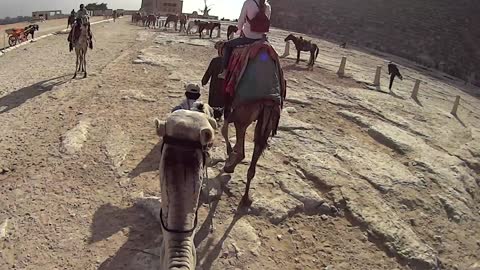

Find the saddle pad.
[{"left": 233, "top": 50, "right": 281, "bottom": 107}]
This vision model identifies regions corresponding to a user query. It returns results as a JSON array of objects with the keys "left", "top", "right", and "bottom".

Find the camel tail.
[
  {"left": 315, "top": 45, "right": 320, "bottom": 60},
  {"left": 254, "top": 104, "right": 281, "bottom": 154}
]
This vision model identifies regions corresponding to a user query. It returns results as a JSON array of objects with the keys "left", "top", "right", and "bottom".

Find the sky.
[{"left": 0, "top": 0, "right": 244, "bottom": 20}]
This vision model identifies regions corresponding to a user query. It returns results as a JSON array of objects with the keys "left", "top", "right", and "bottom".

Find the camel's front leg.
[
  {"left": 73, "top": 52, "right": 79, "bottom": 79},
  {"left": 83, "top": 50, "right": 87, "bottom": 78}
]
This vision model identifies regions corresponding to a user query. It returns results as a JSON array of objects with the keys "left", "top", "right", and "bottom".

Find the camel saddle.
[{"left": 224, "top": 41, "right": 287, "bottom": 109}]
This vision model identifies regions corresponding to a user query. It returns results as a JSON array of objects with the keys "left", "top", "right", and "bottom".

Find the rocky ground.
[{"left": 0, "top": 17, "right": 479, "bottom": 270}]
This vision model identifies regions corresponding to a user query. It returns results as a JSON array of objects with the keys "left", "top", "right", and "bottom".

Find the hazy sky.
[{"left": 0, "top": 0, "right": 244, "bottom": 19}]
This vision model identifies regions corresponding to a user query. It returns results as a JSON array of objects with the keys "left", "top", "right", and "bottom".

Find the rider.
[
  {"left": 172, "top": 84, "right": 202, "bottom": 112},
  {"left": 68, "top": 4, "right": 93, "bottom": 51},
  {"left": 218, "top": 0, "right": 272, "bottom": 79}
]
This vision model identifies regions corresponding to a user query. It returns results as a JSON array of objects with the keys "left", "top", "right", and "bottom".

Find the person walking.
[{"left": 388, "top": 61, "right": 403, "bottom": 90}]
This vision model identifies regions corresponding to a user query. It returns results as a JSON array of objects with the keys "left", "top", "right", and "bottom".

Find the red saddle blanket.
[{"left": 223, "top": 41, "right": 287, "bottom": 108}]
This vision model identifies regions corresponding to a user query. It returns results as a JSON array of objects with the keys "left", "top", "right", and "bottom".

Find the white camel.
[
  {"left": 138, "top": 109, "right": 216, "bottom": 269},
  {"left": 72, "top": 20, "right": 89, "bottom": 79}
]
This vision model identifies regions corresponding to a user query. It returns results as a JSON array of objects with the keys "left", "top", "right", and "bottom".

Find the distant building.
[
  {"left": 31, "top": 10, "right": 65, "bottom": 20},
  {"left": 141, "top": 0, "right": 183, "bottom": 15}
]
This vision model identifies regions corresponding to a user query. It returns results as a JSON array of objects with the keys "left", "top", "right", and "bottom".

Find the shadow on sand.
[
  {"left": 90, "top": 203, "right": 160, "bottom": 270},
  {"left": 0, "top": 75, "right": 70, "bottom": 114}
]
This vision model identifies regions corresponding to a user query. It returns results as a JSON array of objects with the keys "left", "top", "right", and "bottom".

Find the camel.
[
  {"left": 150, "top": 109, "right": 216, "bottom": 270},
  {"left": 72, "top": 19, "right": 89, "bottom": 79},
  {"left": 285, "top": 34, "right": 320, "bottom": 68},
  {"left": 221, "top": 42, "right": 286, "bottom": 206}
]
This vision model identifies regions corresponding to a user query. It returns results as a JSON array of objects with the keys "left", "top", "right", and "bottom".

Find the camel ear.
[
  {"left": 207, "top": 117, "right": 217, "bottom": 130},
  {"left": 155, "top": 119, "right": 166, "bottom": 137},
  {"left": 200, "top": 128, "right": 214, "bottom": 146}
]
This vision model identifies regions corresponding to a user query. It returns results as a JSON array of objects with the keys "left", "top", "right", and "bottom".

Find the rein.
[{"left": 159, "top": 135, "right": 210, "bottom": 234}]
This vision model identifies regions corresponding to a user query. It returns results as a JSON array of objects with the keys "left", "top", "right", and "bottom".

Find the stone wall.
[{"left": 271, "top": 0, "right": 480, "bottom": 84}]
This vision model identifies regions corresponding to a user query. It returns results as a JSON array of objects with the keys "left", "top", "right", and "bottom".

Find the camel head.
[{"left": 154, "top": 109, "right": 215, "bottom": 270}]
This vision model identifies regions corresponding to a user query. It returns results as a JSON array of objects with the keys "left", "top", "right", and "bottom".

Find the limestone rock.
[
  {"left": 61, "top": 119, "right": 91, "bottom": 155},
  {"left": 0, "top": 218, "right": 8, "bottom": 239},
  {"left": 250, "top": 190, "right": 303, "bottom": 224},
  {"left": 105, "top": 126, "right": 133, "bottom": 169},
  {"left": 278, "top": 112, "right": 313, "bottom": 131},
  {"left": 277, "top": 173, "right": 325, "bottom": 211}
]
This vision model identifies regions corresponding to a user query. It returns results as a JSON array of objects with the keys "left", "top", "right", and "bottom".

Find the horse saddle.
[{"left": 224, "top": 41, "right": 286, "bottom": 108}]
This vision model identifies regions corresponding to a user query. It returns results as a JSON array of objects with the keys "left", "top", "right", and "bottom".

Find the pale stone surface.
[{"left": 61, "top": 119, "right": 91, "bottom": 155}]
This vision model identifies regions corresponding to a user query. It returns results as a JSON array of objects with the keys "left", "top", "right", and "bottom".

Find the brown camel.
[
  {"left": 72, "top": 19, "right": 89, "bottom": 79},
  {"left": 221, "top": 43, "right": 286, "bottom": 206}
]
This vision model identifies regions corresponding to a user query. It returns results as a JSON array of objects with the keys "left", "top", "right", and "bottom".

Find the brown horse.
[
  {"left": 24, "top": 24, "right": 39, "bottom": 40},
  {"left": 227, "top": 25, "right": 238, "bottom": 40},
  {"left": 164, "top": 14, "right": 187, "bottom": 32},
  {"left": 196, "top": 21, "right": 221, "bottom": 39},
  {"left": 285, "top": 34, "right": 320, "bottom": 67},
  {"left": 146, "top": 14, "right": 157, "bottom": 28}
]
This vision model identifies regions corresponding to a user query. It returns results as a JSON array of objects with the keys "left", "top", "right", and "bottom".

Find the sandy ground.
[{"left": 0, "top": 17, "right": 479, "bottom": 270}]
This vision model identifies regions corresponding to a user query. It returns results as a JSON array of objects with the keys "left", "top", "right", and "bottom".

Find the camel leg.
[
  {"left": 73, "top": 51, "right": 79, "bottom": 79},
  {"left": 296, "top": 50, "right": 300, "bottom": 64},
  {"left": 223, "top": 122, "right": 248, "bottom": 174},
  {"left": 222, "top": 121, "right": 233, "bottom": 155},
  {"left": 83, "top": 50, "right": 87, "bottom": 78},
  {"left": 242, "top": 107, "right": 274, "bottom": 206},
  {"left": 241, "top": 141, "right": 264, "bottom": 206}
]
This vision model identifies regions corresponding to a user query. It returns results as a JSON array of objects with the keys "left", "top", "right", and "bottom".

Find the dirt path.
[{"left": 0, "top": 17, "right": 479, "bottom": 270}]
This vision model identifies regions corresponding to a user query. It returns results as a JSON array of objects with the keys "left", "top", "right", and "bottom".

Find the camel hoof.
[
  {"left": 83, "top": 73, "right": 87, "bottom": 78},
  {"left": 240, "top": 195, "right": 253, "bottom": 207},
  {"left": 223, "top": 163, "right": 235, "bottom": 174},
  {"left": 72, "top": 74, "right": 77, "bottom": 79}
]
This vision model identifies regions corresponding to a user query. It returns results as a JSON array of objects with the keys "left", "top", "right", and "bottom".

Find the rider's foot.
[
  {"left": 218, "top": 70, "right": 227, "bottom": 79},
  {"left": 89, "top": 42, "right": 93, "bottom": 50},
  {"left": 69, "top": 43, "right": 73, "bottom": 52}
]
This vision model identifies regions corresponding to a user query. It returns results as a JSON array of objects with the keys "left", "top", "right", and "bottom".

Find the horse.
[
  {"left": 67, "top": 14, "right": 75, "bottom": 29},
  {"left": 132, "top": 12, "right": 141, "bottom": 24},
  {"left": 23, "top": 24, "right": 39, "bottom": 40},
  {"left": 284, "top": 34, "right": 320, "bottom": 67},
  {"left": 142, "top": 15, "right": 149, "bottom": 27},
  {"left": 164, "top": 14, "right": 187, "bottom": 32},
  {"left": 146, "top": 14, "right": 157, "bottom": 28},
  {"left": 220, "top": 42, "right": 286, "bottom": 206},
  {"left": 196, "top": 21, "right": 221, "bottom": 39},
  {"left": 186, "top": 20, "right": 198, "bottom": 35},
  {"left": 72, "top": 18, "right": 89, "bottom": 79},
  {"left": 227, "top": 25, "right": 238, "bottom": 40}
]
